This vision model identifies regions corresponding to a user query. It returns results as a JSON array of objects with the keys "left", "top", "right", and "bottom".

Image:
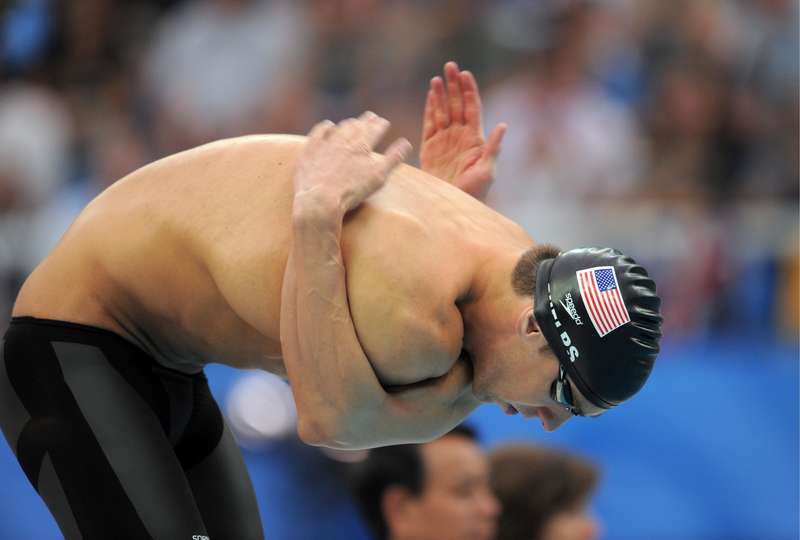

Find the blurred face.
[
  {"left": 391, "top": 435, "right": 500, "bottom": 540},
  {"left": 539, "top": 507, "right": 602, "bottom": 540},
  {"left": 469, "top": 308, "right": 606, "bottom": 432}
]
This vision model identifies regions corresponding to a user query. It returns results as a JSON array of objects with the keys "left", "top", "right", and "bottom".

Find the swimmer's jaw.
[
  {"left": 497, "top": 402, "right": 567, "bottom": 431},
  {"left": 495, "top": 399, "right": 604, "bottom": 432},
  {"left": 491, "top": 399, "right": 566, "bottom": 430}
]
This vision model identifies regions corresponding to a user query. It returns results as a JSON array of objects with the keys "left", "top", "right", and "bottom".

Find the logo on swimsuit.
[
  {"left": 192, "top": 536, "right": 210, "bottom": 540},
  {"left": 559, "top": 293, "right": 583, "bottom": 326}
]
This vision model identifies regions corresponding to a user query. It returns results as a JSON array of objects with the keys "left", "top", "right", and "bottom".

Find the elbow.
[
  {"left": 296, "top": 411, "right": 357, "bottom": 449},
  {"left": 296, "top": 415, "right": 333, "bottom": 447}
]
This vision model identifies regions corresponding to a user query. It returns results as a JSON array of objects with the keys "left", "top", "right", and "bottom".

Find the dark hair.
[
  {"left": 348, "top": 425, "right": 477, "bottom": 540},
  {"left": 490, "top": 445, "right": 599, "bottom": 540},
  {"left": 512, "top": 244, "right": 562, "bottom": 297}
]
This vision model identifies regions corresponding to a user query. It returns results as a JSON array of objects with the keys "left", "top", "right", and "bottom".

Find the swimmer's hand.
[
  {"left": 293, "top": 112, "right": 412, "bottom": 213},
  {"left": 420, "top": 61, "right": 506, "bottom": 201}
]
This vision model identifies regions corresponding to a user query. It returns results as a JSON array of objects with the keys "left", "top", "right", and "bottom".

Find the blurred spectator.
[
  {"left": 140, "top": 0, "right": 313, "bottom": 155},
  {"left": 349, "top": 425, "right": 499, "bottom": 540},
  {"left": 0, "top": 83, "right": 72, "bottom": 212},
  {"left": 482, "top": 0, "right": 646, "bottom": 212},
  {"left": 300, "top": 0, "right": 389, "bottom": 128},
  {"left": 636, "top": 0, "right": 798, "bottom": 202},
  {"left": 302, "top": 0, "right": 492, "bottom": 156},
  {"left": 490, "top": 444, "right": 602, "bottom": 540}
]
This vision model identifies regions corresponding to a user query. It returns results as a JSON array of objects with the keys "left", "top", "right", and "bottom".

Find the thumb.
[{"left": 481, "top": 123, "right": 506, "bottom": 162}]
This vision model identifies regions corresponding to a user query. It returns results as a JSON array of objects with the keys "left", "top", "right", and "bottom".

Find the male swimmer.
[{"left": 0, "top": 63, "right": 661, "bottom": 539}]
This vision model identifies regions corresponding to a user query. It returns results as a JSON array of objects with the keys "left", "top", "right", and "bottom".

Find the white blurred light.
[{"left": 226, "top": 371, "right": 298, "bottom": 450}]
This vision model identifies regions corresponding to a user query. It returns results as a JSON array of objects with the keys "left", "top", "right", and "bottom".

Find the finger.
[
  {"left": 445, "top": 61, "right": 464, "bottom": 125},
  {"left": 336, "top": 116, "right": 361, "bottom": 141},
  {"left": 379, "top": 137, "right": 412, "bottom": 178},
  {"left": 422, "top": 88, "right": 436, "bottom": 141},
  {"left": 304, "top": 119, "right": 336, "bottom": 154},
  {"left": 460, "top": 70, "right": 482, "bottom": 131},
  {"left": 358, "top": 110, "right": 380, "bottom": 123},
  {"left": 481, "top": 123, "right": 506, "bottom": 162},
  {"left": 431, "top": 76, "right": 450, "bottom": 131},
  {"left": 307, "top": 119, "right": 336, "bottom": 140},
  {"left": 360, "top": 112, "right": 391, "bottom": 150},
  {"left": 335, "top": 112, "right": 386, "bottom": 151}
]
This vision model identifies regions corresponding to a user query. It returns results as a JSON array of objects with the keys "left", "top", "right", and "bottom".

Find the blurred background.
[{"left": 0, "top": 0, "right": 797, "bottom": 538}]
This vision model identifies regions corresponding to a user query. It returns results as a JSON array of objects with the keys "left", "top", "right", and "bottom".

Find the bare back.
[{"left": 14, "top": 135, "right": 532, "bottom": 384}]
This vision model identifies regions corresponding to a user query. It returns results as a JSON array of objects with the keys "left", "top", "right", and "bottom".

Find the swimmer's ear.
[{"left": 517, "top": 306, "right": 540, "bottom": 339}]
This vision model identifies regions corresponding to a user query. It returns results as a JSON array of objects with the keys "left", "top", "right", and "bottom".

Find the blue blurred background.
[{"left": 0, "top": 0, "right": 797, "bottom": 539}]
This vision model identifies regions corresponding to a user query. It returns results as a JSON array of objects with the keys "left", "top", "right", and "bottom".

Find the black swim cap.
[{"left": 533, "top": 247, "right": 663, "bottom": 409}]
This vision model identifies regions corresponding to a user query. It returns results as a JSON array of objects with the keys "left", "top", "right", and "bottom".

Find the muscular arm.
[{"left": 280, "top": 114, "right": 480, "bottom": 450}]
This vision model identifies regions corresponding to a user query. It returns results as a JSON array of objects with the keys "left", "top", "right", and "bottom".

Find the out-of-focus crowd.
[{"left": 0, "top": 0, "right": 797, "bottom": 341}]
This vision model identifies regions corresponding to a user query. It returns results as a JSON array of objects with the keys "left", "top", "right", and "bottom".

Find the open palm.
[{"left": 420, "top": 62, "right": 506, "bottom": 201}]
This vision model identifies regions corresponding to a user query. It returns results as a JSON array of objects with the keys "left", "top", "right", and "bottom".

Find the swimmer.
[{"left": 0, "top": 63, "right": 662, "bottom": 538}]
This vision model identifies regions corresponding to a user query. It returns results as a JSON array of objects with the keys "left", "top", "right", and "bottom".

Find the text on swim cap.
[
  {"left": 548, "top": 284, "right": 580, "bottom": 363},
  {"left": 559, "top": 293, "right": 583, "bottom": 325}
]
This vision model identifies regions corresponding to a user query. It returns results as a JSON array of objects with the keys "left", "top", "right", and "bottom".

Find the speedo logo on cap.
[
  {"left": 547, "top": 284, "right": 580, "bottom": 362},
  {"left": 559, "top": 293, "right": 583, "bottom": 325},
  {"left": 576, "top": 266, "right": 630, "bottom": 337}
]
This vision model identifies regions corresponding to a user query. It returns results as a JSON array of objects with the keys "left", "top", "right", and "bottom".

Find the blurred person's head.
[
  {"left": 349, "top": 425, "right": 499, "bottom": 540},
  {"left": 490, "top": 445, "right": 601, "bottom": 540}
]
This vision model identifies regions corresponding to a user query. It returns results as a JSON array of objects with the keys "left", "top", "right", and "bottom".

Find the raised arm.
[
  {"left": 281, "top": 113, "right": 479, "bottom": 450},
  {"left": 419, "top": 61, "right": 506, "bottom": 201}
]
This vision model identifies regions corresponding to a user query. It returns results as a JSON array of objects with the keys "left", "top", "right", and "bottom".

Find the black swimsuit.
[{"left": 0, "top": 317, "right": 264, "bottom": 540}]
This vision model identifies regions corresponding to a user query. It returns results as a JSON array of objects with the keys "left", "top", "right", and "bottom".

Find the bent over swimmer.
[{"left": 0, "top": 63, "right": 662, "bottom": 539}]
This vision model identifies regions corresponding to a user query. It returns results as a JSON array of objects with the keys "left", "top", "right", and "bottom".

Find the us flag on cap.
[{"left": 577, "top": 266, "right": 630, "bottom": 337}]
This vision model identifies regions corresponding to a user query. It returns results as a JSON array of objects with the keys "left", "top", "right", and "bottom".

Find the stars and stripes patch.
[{"left": 576, "top": 266, "right": 630, "bottom": 337}]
